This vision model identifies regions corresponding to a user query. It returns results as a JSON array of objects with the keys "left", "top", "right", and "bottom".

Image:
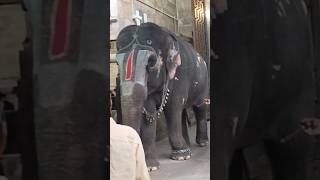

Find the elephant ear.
[{"left": 165, "top": 33, "right": 181, "bottom": 79}]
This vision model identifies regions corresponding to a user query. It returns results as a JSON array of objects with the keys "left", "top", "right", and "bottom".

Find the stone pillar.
[{"left": 306, "top": 1, "right": 320, "bottom": 179}]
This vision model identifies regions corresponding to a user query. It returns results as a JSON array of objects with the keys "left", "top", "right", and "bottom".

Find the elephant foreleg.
[
  {"left": 140, "top": 98, "right": 160, "bottom": 171},
  {"left": 140, "top": 118, "right": 159, "bottom": 171},
  {"left": 164, "top": 105, "right": 191, "bottom": 161}
]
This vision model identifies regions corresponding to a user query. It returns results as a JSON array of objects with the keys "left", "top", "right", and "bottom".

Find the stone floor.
[{"left": 150, "top": 122, "right": 210, "bottom": 180}]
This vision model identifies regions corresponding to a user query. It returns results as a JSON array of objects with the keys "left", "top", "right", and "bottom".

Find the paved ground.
[{"left": 150, "top": 122, "right": 210, "bottom": 180}]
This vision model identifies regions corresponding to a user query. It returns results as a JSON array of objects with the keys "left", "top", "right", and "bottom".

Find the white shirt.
[{"left": 110, "top": 118, "right": 150, "bottom": 180}]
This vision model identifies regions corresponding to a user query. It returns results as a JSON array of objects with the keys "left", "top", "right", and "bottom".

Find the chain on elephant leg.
[
  {"left": 168, "top": 129, "right": 192, "bottom": 161},
  {"left": 170, "top": 148, "right": 192, "bottom": 161},
  {"left": 164, "top": 107, "right": 192, "bottom": 161}
]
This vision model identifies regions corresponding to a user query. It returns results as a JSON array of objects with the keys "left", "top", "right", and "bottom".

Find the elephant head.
[{"left": 115, "top": 23, "right": 181, "bottom": 132}]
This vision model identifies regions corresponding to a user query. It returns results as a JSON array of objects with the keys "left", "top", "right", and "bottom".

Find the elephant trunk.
[{"left": 120, "top": 82, "right": 147, "bottom": 134}]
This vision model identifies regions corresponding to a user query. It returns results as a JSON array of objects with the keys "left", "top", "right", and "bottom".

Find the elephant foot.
[
  {"left": 170, "top": 148, "right": 191, "bottom": 161},
  {"left": 148, "top": 166, "right": 159, "bottom": 172},
  {"left": 146, "top": 158, "right": 160, "bottom": 172},
  {"left": 196, "top": 139, "right": 209, "bottom": 147}
]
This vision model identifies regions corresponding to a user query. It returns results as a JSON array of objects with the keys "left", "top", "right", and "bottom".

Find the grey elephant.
[{"left": 116, "top": 22, "right": 209, "bottom": 170}]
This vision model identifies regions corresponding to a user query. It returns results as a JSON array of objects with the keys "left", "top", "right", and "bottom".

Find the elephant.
[
  {"left": 212, "top": 0, "right": 317, "bottom": 179},
  {"left": 115, "top": 22, "right": 209, "bottom": 170},
  {"left": 27, "top": 1, "right": 108, "bottom": 179}
]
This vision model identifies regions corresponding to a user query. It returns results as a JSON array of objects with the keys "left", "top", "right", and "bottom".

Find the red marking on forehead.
[
  {"left": 50, "top": 0, "right": 71, "bottom": 60},
  {"left": 125, "top": 49, "right": 134, "bottom": 80}
]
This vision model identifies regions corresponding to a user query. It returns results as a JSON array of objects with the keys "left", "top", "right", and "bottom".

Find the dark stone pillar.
[
  {"left": 306, "top": 1, "right": 320, "bottom": 179},
  {"left": 213, "top": 0, "right": 316, "bottom": 179},
  {"left": 18, "top": 40, "right": 39, "bottom": 180}
]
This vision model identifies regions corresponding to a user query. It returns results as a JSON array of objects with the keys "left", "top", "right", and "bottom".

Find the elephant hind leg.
[
  {"left": 182, "top": 109, "right": 190, "bottom": 146},
  {"left": 193, "top": 105, "right": 209, "bottom": 147}
]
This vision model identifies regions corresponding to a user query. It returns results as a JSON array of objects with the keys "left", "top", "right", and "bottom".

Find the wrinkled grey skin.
[
  {"left": 116, "top": 23, "right": 209, "bottom": 169},
  {"left": 30, "top": 1, "right": 108, "bottom": 179}
]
